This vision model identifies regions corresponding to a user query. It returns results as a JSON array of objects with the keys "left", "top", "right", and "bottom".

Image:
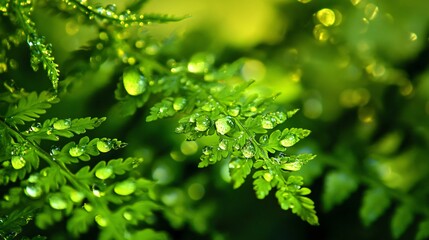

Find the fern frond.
[
  {"left": 5, "top": 91, "right": 58, "bottom": 125},
  {"left": 10, "top": 0, "right": 60, "bottom": 90}
]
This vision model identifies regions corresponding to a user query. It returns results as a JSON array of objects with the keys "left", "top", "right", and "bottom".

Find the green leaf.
[
  {"left": 146, "top": 98, "right": 176, "bottom": 122},
  {"left": 67, "top": 209, "right": 95, "bottom": 237},
  {"left": 360, "top": 187, "right": 391, "bottom": 226},
  {"left": 131, "top": 229, "right": 169, "bottom": 240},
  {"left": 5, "top": 91, "right": 58, "bottom": 125},
  {"left": 391, "top": 204, "right": 414, "bottom": 239},
  {"left": 322, "top": 171, "right": 358, "bottom": 211},
  {"left": 229, "top": 158, "right": 253, "bottom": 189},
  {"left": 253, "top": 177, "right": 272, "bottom": 199},
  {"left": 416, "top": 219, "right": 429, "bottom": 240}
]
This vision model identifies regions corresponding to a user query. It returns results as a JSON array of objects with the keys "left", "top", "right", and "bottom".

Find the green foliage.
[{"left": 0, "top": 0, "right": 318, "bottom": 239}]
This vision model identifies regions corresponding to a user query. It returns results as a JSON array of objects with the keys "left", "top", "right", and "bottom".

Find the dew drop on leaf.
[
  {"left": 53, "top": 118, "right": 71, "bottom": 130},
  {"left": 69, "top": 146, "right": 85, "bottom": 157},
  {"left": 242, "top": 144, "right": 255, "bottom": 159},
  {"left": 114, "top": 180, "right": 136, "bottom": 196},
  {"left": 95, "top": 167, "right": 113, "bottom": 180},
  {"left": 316, "top": 8, "right": 336, "bottom": 27},
  {"left": 261, "top": 118, "right": 274, "bottom": 129},
  {"left": 219, "top": 139, "right": 229, "bottom": 151},
  {"left": 282, "top": 162, "right": 301, "bottom": 171},
  {"left": 11, "top": 156, "right": 26, "bottom": 169},
  {"left": 123, "top": 211, "right": 133, "bottom": 221},
  {"left": 263, "top": 172, "right": 274, "bottom": 182},
  {"left": 24, "top": 185, "right": 42, "bottom": 198},
  {"left": 95, "top": 215, "right": 108, "bottom": 227},
  {"left": 123, "top": 69, "right": 146, "bottom": 96},
  {"left": 49, "top": 194, "right": 68, "bottom": 210},
  {"left": 50, "top": 145, "right": 61, "bottom": 156},
  {"left": 69, "top": 190, "right": 85, "bottom": 203},
  {"left": 29, "top": 122, "right": 41, "bottom": 132},
  {"left": 96, "top": 140, "right": 111, "bottom": 153},
  {"left": 215, "top": 117, "right": 234, "bottom": 135},
  {"left": 173, "top": 97, "right": 187, "bottom": 111},
  {"left": 227, "top": 106, "right": 240, "bottom": 117},
  {"left": 195, "top": 115, "right": 210, "bottom": 132},
  {"left": 202, "top": 146, "right": 213, "bottom": 156},
  {"left": 280, "top": 135, "right": 298, "bottom": 147},
  {"left": 187, "top": 53, "right": 214, "bottom": 74}
]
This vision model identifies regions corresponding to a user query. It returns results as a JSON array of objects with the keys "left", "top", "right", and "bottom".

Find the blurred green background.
[{"left": 13, "top": 0, "right": 429, "bottom": 239}]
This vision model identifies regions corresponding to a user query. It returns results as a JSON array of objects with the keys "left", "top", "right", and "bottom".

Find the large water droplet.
[
  {"left": 282, "top": 162, "right": 301, "bottom": 171},
  {"left": 11, "top": 156, "right": 26, "bottom": 169},
  {"left": 114, "top": 180, "right": 136, "bottom": 196},
  {"left": 173, "top": 97, "right": 187, "bottom": 111},
  {"left": 53, "top": 119, "right": 71, "bottom": 130},
  {"left": 95, "top": 167, "right": 113, "bottom": 180},
  {"left": 69, "top": 191, "right": 85, "bottom": 203},
  {"left": 187, "top": 53, "right": 214, "bottom": 74},
  {"left": 263, "top": 172, "right": 274, "bottom": 182},
  {"left": 227, "top": 106, "right": 240, "bottom": 117},
  {"left": 215, "top": 117, "right": 234, "bottom": 135},
  {"left": 242, "top": 144, "right": 255, "bottom": 159},
  {"left": 95, "top": 215, "right": 108, "bottom": 227},
  {"left": 24, "top": 185, "right": 42, "bottom": 198},
  {"left": 49, "top": 194, "right": 68, "bottom": 210},
  {"left": 123, "top": 69, "right": 146, "bottom": 96},
  {"left": 364, "top": 3, "right": 379, "bottom": 21},
  {"left": 218, "top": 139, "right": 229, "bottom": 151},
  {"left": 69, "top": 146, "right": 85, "bottom": 157},
  {"left": 316, "top": 8, "right": 336, "bottom": 27},
  {"left": 261, "top": 117, "right": 274, "bottom": 129},
  {"left": 96, "top": 140, "right": 111, "bottom": 153},
  {"left": 195, "top": 115, "right": 210, "bottom": 132},
  {"left": 280, "top": 135, "right": 298, "bottom": 147}
]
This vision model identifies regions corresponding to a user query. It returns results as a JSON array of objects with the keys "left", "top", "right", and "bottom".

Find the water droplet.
[
  {"left": 242, "top": 143, "right": 255, "bottom": 159},
  {"left": 280, "top": 135, "right": 298, "bottom": 147},
  {"left": 105, "top": 4, "right": 117, "bottom": 12},
  {"left": 69, "top": 191, "right": 85, "bottom": 202},
  {"left": 95, "top": 167, "right": 113, "bottom": 180},
  {"left": 53, "top": 119, "right": 71, "bottom": 130},
  {"left": 202, "top": 146, "right": 213, "bottom": 156},
  {"left": 50, "top": 145, "right": 61, "bottom": 156},
  {"left": 409, "top": 32, "right": 418, "bottom": 41},
  {"left": 316, "top": 8, "right": 336, "bottom": 27},
  {"left": 364, "top": 3, "right": 379, "bottom": 21},
  {"left": 195, "top": 115, "right": 210, "bottom": 132},
  {"left": 282, "top": 162, "right": 301, "bottom": 171},
  {"left": 227, "top": 106, "right": 240, "bottom": 117},
  {"left": 313, "top": 24, "right": 329, "bottom": 42},
  {"left": 24, "top": 185, "right": 42, "bottom": 198},
  {"left": 218, "top": 139, "right": 229, "bottom": 151},
  {"left": 215, "top": 117, "right": 234, "bottom": 135},
  {"left": 49, "top": 194, "right": 68, "bottom": 210},
  {"left": 259, "top": 134, "right": 269, "bottom": 144},
  {"left": 173, "top": 97, "right": 187, "bottom": 111},
  {"left": 83, "top": 203, "right": 93, "bottom": 212},
  {"left": 123, "top": 211, "right": 133, "bottom": 221},
  {"left": 69, "top": 146, "right": 85, "bottom": 157},
  {"left": 95, "top": 215, "right": 108, "bottom": 227},
  {"left": 187, "top": 53, "right": 214, "bottom": 74},
  {"left": 29, "top": 122, "right": 41, "bottom": 132},
  {"left": 263, "top": 172, "right": 273, "bottom": 182},
  {"left": 11, "top": 156, "right": 26, "bottom": 169},
  {"left": 261, "top": 118, "right": 274, "bottom": 129},
  {"left": 350, "top": 0, "right": 361, "bottom": 6},
  {"left": 123, "top": 69, "right": 146, "bottom": 96},
  {"left": 96, "top": 140, "right": 111, "bottom": 153},
  {"left": 114, "top": 180, "right": 136, "bottom": 196},
  {"left": 28, "top": 173, "right": 39, "bottom": 183}
]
